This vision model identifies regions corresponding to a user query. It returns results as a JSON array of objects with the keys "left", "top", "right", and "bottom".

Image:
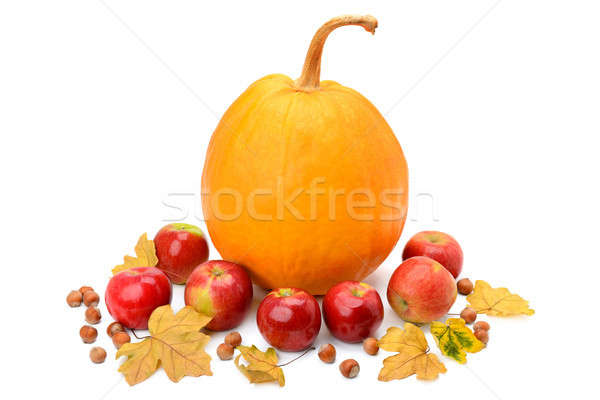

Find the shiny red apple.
[
  {"left": 105, "top": 267, "right": 172, "bottom": 329},
  {"left": 322, "top": 281, "right": 384, "bottom": 343},
  {"left": 154, "top": 223, "right": 209, "bottom": 284},
  {"left": 257, "top": 288, "right": 321, "bottom": 352},
  {"left": 402, "top": 231, "right": 464, "bottom": 278},
  {"left": 184, "top": 260, "right": 253, "bottom": 331},
  {"left": 387, "top": 256, "right": 457, "bottom": 323}
]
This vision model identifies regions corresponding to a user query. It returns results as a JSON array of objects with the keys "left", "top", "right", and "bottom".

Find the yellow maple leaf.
[
  {"left": 115, "top": 339, "right": 159, "bottom": 385},
  {"left": 112, "top": 233, "right": 158, "bottom": 275},
  {"left": 378, "top": 324, "right": 446, "bottom": 381},
  {"left": 234, "top": 345, "right": 285, "bottom": 387},
  {"left": 430, "top": 318, "right": 485, "bottom": 364},
  {"left": 467, "top": 280, "right": 535, "bottom": 316},
  {"left": 116, "top": 305, "right": 212, "bottom": 385}
]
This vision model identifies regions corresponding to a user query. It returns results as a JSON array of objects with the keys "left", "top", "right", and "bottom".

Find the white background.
[{"left": 1, "top": 0, "right": 598, "bottom": 398}]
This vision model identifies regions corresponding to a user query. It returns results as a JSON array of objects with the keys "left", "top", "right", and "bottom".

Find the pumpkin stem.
[{"left": 295, "top": 15, "right": 378, "bottom": 92}]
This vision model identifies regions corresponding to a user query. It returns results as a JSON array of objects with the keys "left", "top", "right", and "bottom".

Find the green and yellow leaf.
[
  {"left": 467, "top": 280, "right": 535, "bottom": 316},
  {"left": 112, "top": 233, "right": 158, "bottom": 275},
  {"left": 235, "top": 345, "right": 285, "bottom": 387},
  {"left": 116, "top": 305, "right": 212, "bottom": 385},
  {"left": 430, "top": 318, "right": 485, "bottom": 364},
  {"left": 378, "top": 323, "right": 446, "bottom": 381}
]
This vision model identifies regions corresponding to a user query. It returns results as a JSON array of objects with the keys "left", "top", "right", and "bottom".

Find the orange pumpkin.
[{"left": 202, "top": 15, "right": 408, "bottom": 294}]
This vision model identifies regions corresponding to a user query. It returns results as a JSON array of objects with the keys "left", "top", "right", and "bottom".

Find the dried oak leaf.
[
  {"left": 116, "top": 305, "right": 212, "bottom": 385},
  {"left": 430, "top": 318, "right": 485, "bottom": 364},
  {"left": 112, "top": 233, "right": 158, "bottom": 275},
  {"left": 234, "top": 345, "right": 285, "bottom": 387},
  {"left": 467, "top": 280, "right": 535, "bottom": 316},
  {"left": 377, "top": 324, "right": 446, "bottom": 381}
]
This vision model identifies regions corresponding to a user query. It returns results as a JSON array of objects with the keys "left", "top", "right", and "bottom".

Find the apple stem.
[{"left": 277, "top": 346, "right": 315, "bottom": 367}]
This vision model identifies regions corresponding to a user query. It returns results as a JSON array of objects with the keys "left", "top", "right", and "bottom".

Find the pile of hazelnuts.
[
  {"left": 66, "top": 286, "right": 132, "bottom": 364},
  {"left": 216, "top": 331, "right": 243, "bottom": 360},
  {"left": 456, "top": 278, "right": 491, "bottom": 344}
]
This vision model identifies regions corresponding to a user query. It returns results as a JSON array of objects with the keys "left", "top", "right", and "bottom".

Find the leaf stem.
[
  {"left": 277, "top": 347, "right": 315, "bottom": 367},
  {"left": 130, "top": 329, "right": 150, "bottom": 340}
]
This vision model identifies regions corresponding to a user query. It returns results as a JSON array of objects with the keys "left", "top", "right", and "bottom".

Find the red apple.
[
  {"left": 184, "top": 260, "right": 253, "bottom": 331},
  {"left": 322, "top": 281, "right": 384, "bottom": 343},
  {"left": 387, "top": 256, "right": 457, "bottom": 323},
  {"left": 105, "top": 267, "right": 172, "bottom": 329},
  {"left": 402, "top": 231, "right": 463, "bottom": 278},
  {"left": 154, "top": 223, "right": 209, "bottom": 284},
  {"left": 257, "top": 288, "right": 321, "bottom": 352}
]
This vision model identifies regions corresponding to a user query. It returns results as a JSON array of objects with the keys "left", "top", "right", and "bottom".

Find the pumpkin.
[{"left": 202, "top": 15, "right": 408, "bottom": 294}]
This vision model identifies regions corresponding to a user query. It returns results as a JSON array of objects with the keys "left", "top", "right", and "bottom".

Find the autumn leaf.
[
  {"left": 115, "top": 339, "right": 158, "bottom": 385},
  {"left": 378, "top": 325, "right": 427, "bottom": 352},
  {"left": 430, "top": 318, "right": 485, "bottom": 364},
  {"left": 235, "top": 345, "right": 285, "bottom": 387},
  {"left": 116, "top": 305, "right": 212, "bottom": 385},
  {"left": 112, "top": 233, "right": 158, "bottom": 275},
  {"left": 467, "top": 280, "right": 535, "bottom": 316},
  {"left": 378, "top": 324, "right": 446, "bottom": 381}
]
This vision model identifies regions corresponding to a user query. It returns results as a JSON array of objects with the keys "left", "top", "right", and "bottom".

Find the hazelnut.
[
  {"left": 474, "top": 328, "right": 489, "bottom": 344},
  {"left": 85, "top": 306, "right": 101, "bottom": 324},
  {"left": 90, "top": 346, "right": 107, "bottom": 363},
  {"left": 83, "top": 291, "right": 100, "bottom": 307},
  {"left": 457, "top": 278, "right": 474, "bottom": 295},
  {"left": 217, "top": 343, "right": 234, "bottom": 360},
  {"left": 112, "top": 331, "right": 131, "bottom": 349},
  {"left": 79, "top": 286, "right": 94, "bottom": 295},
  {"left": 339, "top": 359, "right": 360, "bottom": 378},
  {"left": 67, "top": 290, "right": 83, "bottom": 307},
  {"left": 318, "top": 343, "right": 336, "bottom": 363},
  {"left": 473, "top": 321, "right": 490, "bottom": 332},
  {"left": 224, "top": 331, "right": 242, "bottom": 347},
  {"left": 460, "top": 307, "right": 477, "bottom": 324},
  {"left": 362, "top": 337, "right": 379, "bottom": 355},
  {"left": 80, "top": 325, "right": 98, "bottom": 343},
  {"left": 106, "top": 321, "right": 125, "bottom": 338}
]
